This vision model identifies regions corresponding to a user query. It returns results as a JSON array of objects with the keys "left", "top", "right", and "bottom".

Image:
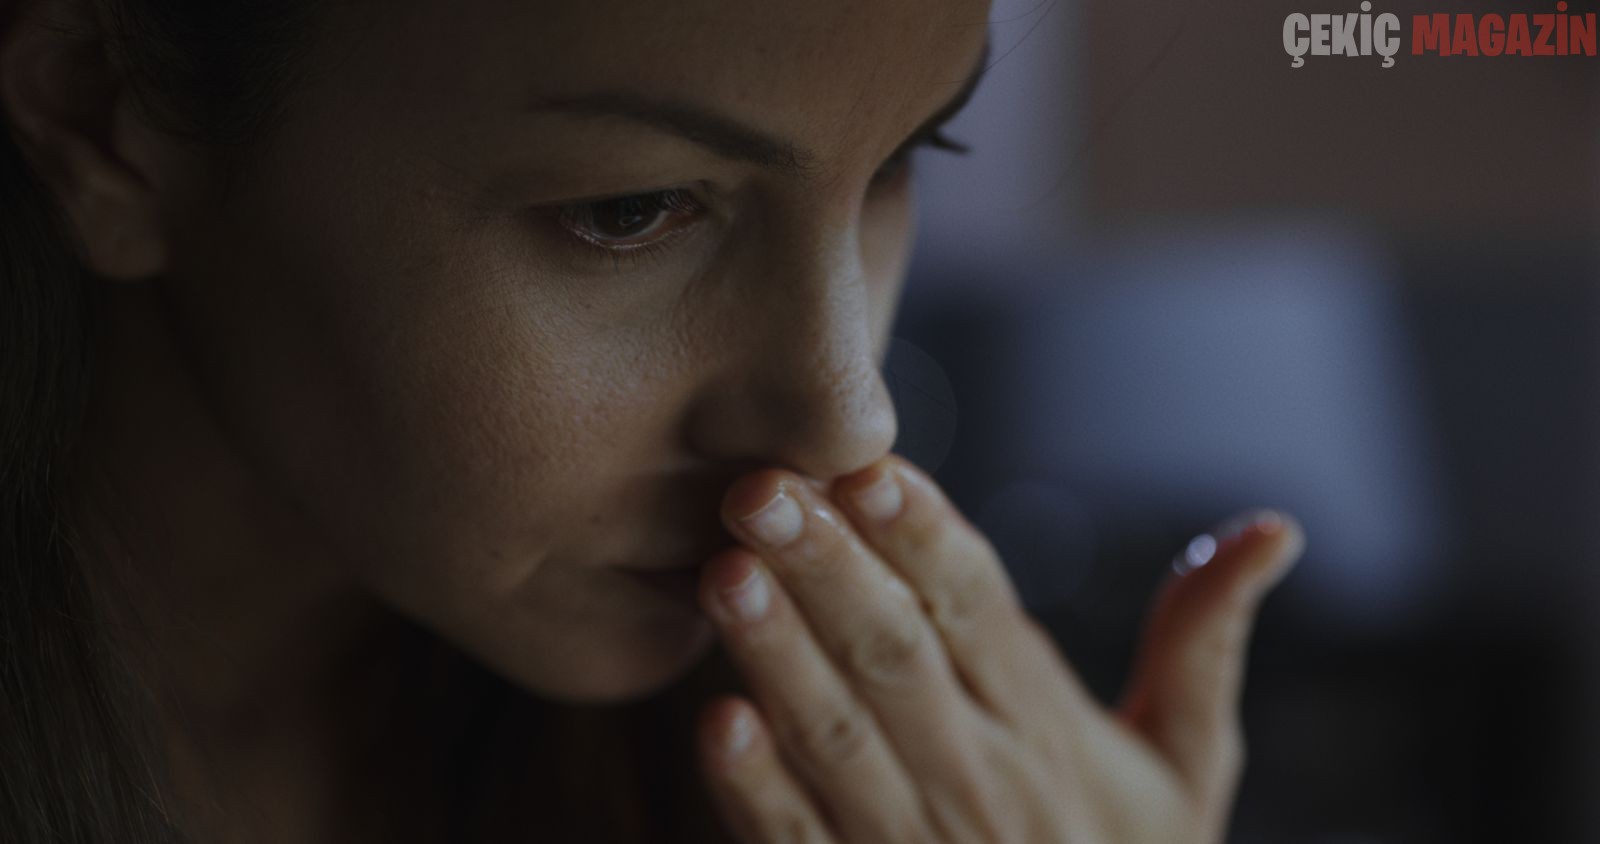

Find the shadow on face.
[{"left": 114, "top": 0, "right": 993, "bottom": 702}]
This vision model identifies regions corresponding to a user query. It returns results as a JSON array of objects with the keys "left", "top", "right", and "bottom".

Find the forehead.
[{"left": 328, "top": 0, "right": 991, "bottom": 163}]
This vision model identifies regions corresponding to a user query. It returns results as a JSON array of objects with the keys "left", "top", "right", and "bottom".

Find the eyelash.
[
  {"left": 554, "top": 187, "right": 707, "bottom": 268},
  {"left": 871, "top": 128, "right": 971, "bottom": 186},
  {"left": 553, "top": 128, "right": 971, "bottom": 267}
]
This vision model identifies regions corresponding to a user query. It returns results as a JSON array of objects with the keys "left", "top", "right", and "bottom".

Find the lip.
[
  {"left": 615, "top": 538, "right": 732, "bottom": 574},
  {"left": 623, "top": 566, "right": 706, "bottom": 609},
  {"left": 617, "top": 557, "right": 707, "bottom": 574}
]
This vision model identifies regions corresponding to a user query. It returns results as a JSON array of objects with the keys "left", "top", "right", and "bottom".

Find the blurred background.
[{"left": 891, "top": 0, "right": 1600, "bottom": 840}]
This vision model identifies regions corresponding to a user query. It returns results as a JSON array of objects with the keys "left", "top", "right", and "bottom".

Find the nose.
[{"left": 685, "top": 230, "right": 899, "bottom": 484}]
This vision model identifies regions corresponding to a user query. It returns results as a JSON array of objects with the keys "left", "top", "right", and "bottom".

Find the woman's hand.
[{"left": 693, "top": 454, "right": 1304, "bottom": 843}]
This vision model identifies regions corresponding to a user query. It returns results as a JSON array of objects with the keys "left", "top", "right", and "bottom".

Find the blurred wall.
[{"left": 895, "top": 0, "right": 1600, "bottom": 840}]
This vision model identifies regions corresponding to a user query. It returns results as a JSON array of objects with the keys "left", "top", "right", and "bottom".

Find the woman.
[{"left": 0, "top": 0, "right": 1306, "bottom": 841}]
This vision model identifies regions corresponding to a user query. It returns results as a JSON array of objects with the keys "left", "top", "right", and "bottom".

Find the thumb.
[{"left": 1116, "top": 509, "right": 1306, "bottom": 803}]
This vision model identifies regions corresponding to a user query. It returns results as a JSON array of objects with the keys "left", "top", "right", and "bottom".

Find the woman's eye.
[{"left": 556, "top": 188, "right": 705, "bottom": 252}]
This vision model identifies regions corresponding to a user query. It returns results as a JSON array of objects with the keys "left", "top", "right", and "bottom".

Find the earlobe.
[{"left": 0, "top": 4, "right": 170, "bottom": 281}]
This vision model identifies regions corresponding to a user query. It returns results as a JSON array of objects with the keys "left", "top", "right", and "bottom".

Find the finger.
[
  {"left": 697, "top": 547, "right": 931, "bottom": 843},
  {"left": 696, "top": 696, "right": 835, "bottom": 844},
  {"left": 829, "top": 455, "right": 1097, "bottom": 730},
  {"left": 1118, "top": 509, "right": 1306, "bottom": 802},
  {"left": 719, "top": 469, "right": 1010, "bottom": 840}
]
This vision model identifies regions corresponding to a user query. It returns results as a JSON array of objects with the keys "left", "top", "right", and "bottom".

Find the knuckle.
[
  {"left": 898, "top": 501, "right": 951, "bottom": 560},
  {"left": 893, "top": 516, "right": 1013, "bottom": 633},
  {"left": 844, "top": 613, "right": 929, "bottom": 686},
  {"left": 783, "top": 703, "right": 874, "bottom": 772},
  {"left": 898, "top": 483, "right": 988, "bottom": 556},
  {"left": 786, "top": 510, "right": 856, "bottom": 577},
  {"left": 920, "top": 588, "right": 967, "bottom": 637},
  {"left": 922, "top": 564, "right": 1000, "bottom": 633}
]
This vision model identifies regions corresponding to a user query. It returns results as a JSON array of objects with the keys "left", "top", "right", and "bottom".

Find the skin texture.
[
  {"left": 694, "top": 460, "right": 1303, "bottom": 842},
  {"left": 0, "top": 0, "right": 1306, "bottom": 840}
]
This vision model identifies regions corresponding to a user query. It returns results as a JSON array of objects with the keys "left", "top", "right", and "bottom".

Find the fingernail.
[
  {"left": 720, "top": 565, "right": 771, "bottom": 622},
  {"left": 1172, "top": 533, "right": 1219, "bottom": 576},
  {"left": 740, "top": 488, "right": 804, "bottom": 546},
  {"left": 850, "top": 470, "right": 903, "bottom": 522},
  {"left": 1171, "top": 509, "right": 1286, "bottom": 575},
  {"left": 725, "top": 708, "right": 755, "bottom": 757},
  {"left": 1216, "top": 509, "right": 1285, "bottom": 546}
]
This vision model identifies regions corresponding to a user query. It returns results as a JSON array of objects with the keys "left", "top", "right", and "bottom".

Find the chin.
[{"left": 529, "top": 614, "right": 718, "bottom": 704}]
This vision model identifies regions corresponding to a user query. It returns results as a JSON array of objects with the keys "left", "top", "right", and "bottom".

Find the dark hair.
[
  {"left": 0, "top": 5, "right": 745, "bottom": 841},
  {"left": 0, "top": 2, "right": 321, "bottom": 840}
]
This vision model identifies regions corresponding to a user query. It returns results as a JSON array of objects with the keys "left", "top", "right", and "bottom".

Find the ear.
[{"left": 0, "top": 0, "right": 171, "bottom": 281}]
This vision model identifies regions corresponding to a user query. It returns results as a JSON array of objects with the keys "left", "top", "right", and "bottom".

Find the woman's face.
[{"left": 156, "top": 0, "right": 991, "bottom": 702}]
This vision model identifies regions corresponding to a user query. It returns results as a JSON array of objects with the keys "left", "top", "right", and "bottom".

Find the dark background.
[{"left": 892, "top": 0, "right": 1600, "bottom": 840}]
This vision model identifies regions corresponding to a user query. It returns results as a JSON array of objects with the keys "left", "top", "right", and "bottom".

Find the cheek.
[
  {"left": 171, "top": 173, "right": 678, "bottom": 601},
  {"left": 320, "top": 295, "right": 689, "bottom": 602},
  {"left": 323, "top": 288, "right": 722, "bottom": 701}
]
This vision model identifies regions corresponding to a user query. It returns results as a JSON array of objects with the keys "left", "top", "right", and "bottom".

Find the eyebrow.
[{"left": 525, "top": 37, "right": 991, "bottom": 175}]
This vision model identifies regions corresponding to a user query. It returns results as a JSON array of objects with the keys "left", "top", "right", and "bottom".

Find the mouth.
[
  {"left": 613, "top": 532, "right": 734, "bottom": 574},
  {"left": 612, "top": 538, "right": 732, "bottom": 607},
  {"left": 621, "top": 565, "right": 707, "bottom": 609},
  {"left": 616, "top": 556, "right": 709, "bottom": 574}
]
